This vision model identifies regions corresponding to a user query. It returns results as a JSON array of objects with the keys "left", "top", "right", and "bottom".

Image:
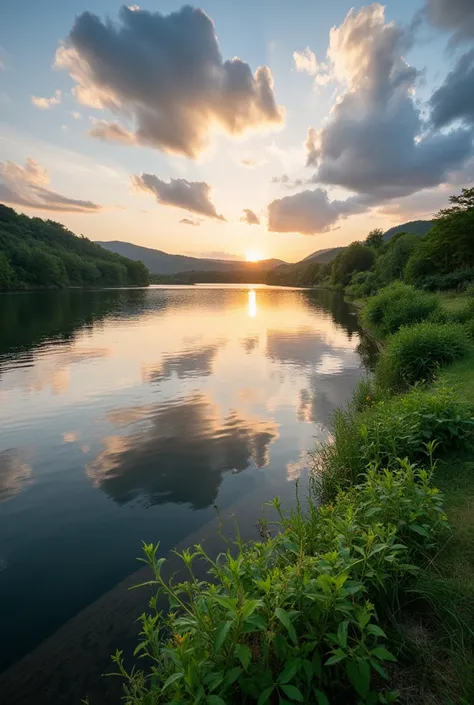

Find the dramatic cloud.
[
  {"left": 131, "top": 173, "right": 225, "bottom": 220},
  {"left": 0, "top": 158, "right": 101, "bottom": 213},
  {"left": 424, "top": 0, "right": 474, "bottom": 42},
  {"left": 56, "top": 5, "right": 284, "bottom": 158},
  {"left": 293, "top": 48, "right": 331, "bottom": 87},
  {"left": 430, "top": 49, "right": 474, "bottom": 128},
  {"left": 241, "top": 208, "right": 260, "bottom": 225},
  {"left": 89, "top": 120, "right": 136, "bottom": 145},
  {"left": 180, "top": 217, "right": 200, "bottom": 226},
  {"left": 31, "top": 89, "right": 62, "bottom": 109},
  {"left": 304, "top": 4, "right": 473, "bottom": 201},
  {"left": 267, "top": 188, "right": 367, "bottom": 235}
]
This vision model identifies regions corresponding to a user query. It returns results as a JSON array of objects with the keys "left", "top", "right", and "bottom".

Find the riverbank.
[{"left": 99, "top": 285, "right": 474, "bottom": 703}]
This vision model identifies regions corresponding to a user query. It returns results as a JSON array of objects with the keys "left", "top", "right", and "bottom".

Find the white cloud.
[{"left": 31, "top": 89, "right": 62, "bottom": 110}]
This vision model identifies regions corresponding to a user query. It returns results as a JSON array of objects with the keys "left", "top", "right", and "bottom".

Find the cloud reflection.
[
  {"left": 87, "top": 394, "right": 279, "bottom": 509},
  {"left": 142, "top": 342, "right": 226, "bottom": 383},
  {"left": 0, "top": 449, "right": 32, "bottom": 502}
]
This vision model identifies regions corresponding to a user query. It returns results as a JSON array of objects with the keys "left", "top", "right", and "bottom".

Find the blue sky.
[{"left": 1, "top": 0, "right": 473, "bottom": 262}]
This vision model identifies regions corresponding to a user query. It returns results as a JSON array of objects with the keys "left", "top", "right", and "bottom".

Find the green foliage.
[
  {"left": 0, "top": 204, "right": 149, "bottom": 290},
  {"left": 317, "top": 385, "right": 474, "bottom": 496},
  {"left": 112, "top": 462, "right": 447, "bottom": 704},
  {"left": 375, "top": 322, "right": 471, "bottom": 392},
  {"left": 365, "top": 229, "right": 384, "bottom": 249},
  {"left": 331, "top": 242, "right": 375, "bottom": 288},
  {"left": 374, "top": 233, "right": 419, "bottom": 286},
  {"left": 345, "top": 271, "right": 380, "bottom": 298},
  {"left": 362, "top": 283, "right": 441, "bottom": 336}
]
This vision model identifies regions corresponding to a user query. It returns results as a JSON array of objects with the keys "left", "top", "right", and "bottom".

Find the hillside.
[
  {"left": 96, "top": 240, "right": 285, "bottom": 275},
  {"left": 300, "top": 220, "right": 433, "bottom": 267},
  {"left": 0, "top": 205, "right": 149, "bottom": 290}
]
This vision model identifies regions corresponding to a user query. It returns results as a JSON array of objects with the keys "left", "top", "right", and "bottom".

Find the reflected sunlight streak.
[{"left": 248, "top": 290, "right": 257, "bottom": 318}]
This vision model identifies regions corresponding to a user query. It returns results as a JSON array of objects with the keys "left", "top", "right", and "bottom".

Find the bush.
[
  {"left": 375, "top": 322, "right": 471, "bottom": 392},
  {"left": 362, "top": 283, "right": 441, "bottom": 337},
  {"left": 317, "top": 385, "right": 474, "bottom": 495},
  {"left": 112, "top": 462, "right": 446, "bottom": 704}
]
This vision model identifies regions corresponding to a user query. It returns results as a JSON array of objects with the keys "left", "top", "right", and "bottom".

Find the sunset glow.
[{"left": 246, "top": 250, "right": 262, "bottom": 263}]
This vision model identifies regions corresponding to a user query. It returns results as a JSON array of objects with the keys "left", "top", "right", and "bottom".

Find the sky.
[{"left": 0, "top": 0, "right": 474, "bottom": 263}]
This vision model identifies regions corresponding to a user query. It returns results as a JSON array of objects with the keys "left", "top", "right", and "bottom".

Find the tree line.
[
  {"left": 266, "top": 187, "right": 474, "bottom": 294},
  {"left": 0, "top": 205, "right": 149, "bottom": 290}
]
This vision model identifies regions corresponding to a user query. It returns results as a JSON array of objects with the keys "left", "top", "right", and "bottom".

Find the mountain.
[
  {"left": 299, "top": 220, "right": 433, "bottom": 266},
  {"left": 96, "top": 240, "right": 285, "bottom": 275}
]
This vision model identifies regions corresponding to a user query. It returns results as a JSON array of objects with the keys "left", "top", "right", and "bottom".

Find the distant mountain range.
[
  {"left": 96, "top": 240, "right": 286, "bottom": 275},
  {"left": 300, "top": 220, "right": 433, "bottom": 265}
]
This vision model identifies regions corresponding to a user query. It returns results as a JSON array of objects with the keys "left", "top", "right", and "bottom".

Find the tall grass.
[{"left": 362, "top": 283, "right": 441, "bottom": 337}]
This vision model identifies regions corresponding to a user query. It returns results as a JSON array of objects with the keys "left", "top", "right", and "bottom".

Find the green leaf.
[
  {"left": 235, "top": 643, "right": 252, "bottom": 670},
  {"left": 410, "top": 523, "right": 430, "bottom": 538},
  {"left": 371, "top": 647, "right": 397, "bottom": 662},
  {"left": 302, "top": 659, "right": 313, "bottom": 685},
  {"left": 258, "top": 686, "right": 274, "bottom": 705},
  {"left": 275, "top": 608, "right": 298, "bottom": 645},
  {"left": 366, "top": 624, "right": 387, "bottom": 638},
  {"left": 346, "top": 660, "right": 370, "bottom": 698},
  {"left": 243, "top": 614, "right": 268, "bottom": 632},
  {"left": 242, "top": 599, "right": 262, "bottom": 620},
  {"left": 161, "top": 672, "right": 184, "bottom": 693},
  {"left": 206, "top": 697, "right": 226, "bottom": 705},
  {"left": 278, "top": 658, "right": 301, "bottom": 684},
  {"left": 214, "top": 621, "right": 232, "bottom": 654},
  {"left": 225, "top": 667, "right": 242, "bottom": 686},
  {"left": 325, "top": 649, "right": 346, "bottom": 666},
  {"left": 314, "top": 690, "right": 330, "bottom": 705},
  {"left": 370, "top": 658, "right": 388, "bottom": 680},
  {"left": 280, "top": 684, "right": 304, "bottom": 702},
  {"left": 337, "top": 620, "right": 349, "bottom": 649}
]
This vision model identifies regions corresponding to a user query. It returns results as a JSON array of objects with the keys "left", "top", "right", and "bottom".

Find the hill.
[
  {"left": 300, "top": 220, "right": 433, "bottom": 267},
  {"left": 96, "top": 240, "right": 285, "bottom": 275},
  {"left": 0, "top": 205, "right": 149, "bottom": 290}
]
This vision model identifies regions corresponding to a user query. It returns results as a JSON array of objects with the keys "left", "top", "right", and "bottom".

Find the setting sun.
[{"left": 246, "top": 250, "right": 262, "bottom": 263}]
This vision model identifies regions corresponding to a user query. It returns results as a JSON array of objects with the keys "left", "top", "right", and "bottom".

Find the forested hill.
[{"left": 0, "top": 205, "right": 149, "bottom": 290}]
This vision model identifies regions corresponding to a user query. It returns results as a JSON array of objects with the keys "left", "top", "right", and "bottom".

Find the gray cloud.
[
  {"left": 56, "top": 5, "right": 284, "bottom": 158},
  {"left": 271, "top": 174, "right": 304, "bottom": 189},
  {"left": 0, "top": 158, "right": 101, "bottom": 213},
  {"left": 267, "top": 188, "right": 367, "bottom": 235},
  {"left": 132, "top": 173, "right": 225, "bottom": 220},
  {"left": 305, "top": 5, "right": 473, "bottom": 200},
  {"left": 424, "top": 0, "right": 474, "bottom": 42},
  {"left": 241, "top": 208, "right": 260, "bottom": 225},
  {"left": 180, "top": 217, "right": 201, "bottom": 226},
  {"left": 430, "top": 49, "right": 474, "bottom": 128}
]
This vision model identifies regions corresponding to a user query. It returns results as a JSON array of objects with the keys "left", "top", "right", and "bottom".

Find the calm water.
[{"left": 0, "top": 285, "right": 368, "bottom": 672}]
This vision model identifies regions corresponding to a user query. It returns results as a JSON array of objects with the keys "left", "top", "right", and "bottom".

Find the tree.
[
  {"left": 0, "top": 251, "right": 14, "bottom": 290},
  {"left": 376, "top": 233, "right": 420, "bottom": 284},
  {"left": 365, "top": 228, "right": 384, "bottom": 249},
  {"left": 331, "top": 242, "right": 375, "bottom": 287},
  {"left": 437, "top": 187, "right": 474, "bottom": 217}
]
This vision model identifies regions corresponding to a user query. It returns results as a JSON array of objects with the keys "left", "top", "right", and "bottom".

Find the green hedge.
[{"left": 362, "top": 283, "right": 441, "bottom": 337}]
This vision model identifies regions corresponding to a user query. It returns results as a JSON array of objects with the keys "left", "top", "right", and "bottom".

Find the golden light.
[
  {"left": 248, "top": 289, "right": 257, "bottom": 318},
  {"left": 246, "top": 249, "right": 262, "bottom": 263}
]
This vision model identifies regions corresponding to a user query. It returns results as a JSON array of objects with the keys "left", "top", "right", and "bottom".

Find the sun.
[{"left": 246, "top": 249, "right": 262, "bottom": 262}]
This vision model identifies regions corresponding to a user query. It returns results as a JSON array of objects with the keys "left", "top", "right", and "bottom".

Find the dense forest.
[
  {"left": 267, "top": 188, "right": 474, "bottom": 293},
  {"left": 0, "top": 205, "right": 149, "bottom": 290}
]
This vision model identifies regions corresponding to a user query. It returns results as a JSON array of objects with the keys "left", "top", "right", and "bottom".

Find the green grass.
[{"left": 437, "top": 291, "right": 469, "bottom": 314}]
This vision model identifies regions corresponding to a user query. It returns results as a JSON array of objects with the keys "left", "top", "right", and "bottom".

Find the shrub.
[
  {"left": 112, "top": 462, "right": 446, "bottom": 704},
  {"left": 375, "top": 322, "right": 471, "bottom": 392},
  {"left": 317, "top": 385, "right": 474, "bottom": 496},
  {"left": 362, "top": 283, "right": 441, "bottom": 337}
]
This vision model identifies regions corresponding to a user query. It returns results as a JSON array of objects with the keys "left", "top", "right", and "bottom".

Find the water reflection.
[
  {"left": 248, "top": 289, "right": 257, "bottom": 318},
  {"left": 87, "top": 394, "right": 279, "bottom": 509},
  {"left": 142, "top": 341, "right": 226, "bottom": 383},
  {"left": 0, "top": 449, "right": 32, "bottom": 501}
]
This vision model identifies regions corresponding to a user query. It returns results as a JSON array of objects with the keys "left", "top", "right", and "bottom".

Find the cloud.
[
  {"left": 132, "top": 173, "right": 225, "bottom": 220},
  {"left": 180, "top": 217, "right": 200, "bottom": 226},
  {"left": 271, "top": 174, "right": 304, "bottom": 189},
  {"left": 0, "top": 158, "right": 101, "bottom": 213},
  {"left": 424, "top": 0, "right": 474, "bottom": 42},
  {"left": 305, "top": 127, "right": 319, "bottom": 167},
  {"left": 430, "top": 49, "right": 474, "bottom": 128},
  {"left": 304, "top": 4, "right": 473, "bottom": 200},
  {"left": 241, "top": 208, "right": 260, "bottom": 225},
  {"left": 89, "top": 120, "right": 136, "bottom": 145},
  {"left": 56, "top": 5, "right": 284, "bottom": 158},
  {"left": 71, "top": 111, "right": 82, "bottom": 119},
  {"left": 190, "top": 250, "right": 243, "bottom": 260},
  {"left": 31, "top": 89, "right": 62, "bottom": 109},
  {"left": 267, "top": 188, "right": 367, "bottom": 235},
  {"left": 294, "top": 47, "right": 318, "bottom": 75},
  {"left": 239, "top": 157, "right": 263, "bottom": 168}
]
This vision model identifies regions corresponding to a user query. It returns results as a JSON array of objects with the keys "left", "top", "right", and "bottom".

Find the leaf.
[
  {"left": 225, "top": 667, "right": 242, "bottom": 686},
  {"left": 366, "top": 624, "right": 387, "bottom": 638},
  {"left": 346, "top": 660, "right": 370, "bottom": 698},
  {"left": 337, "top": 620, "right": 349, "bottom": 649},
  {"left": 206, "top": 697, "right": 226, "bottom": 705},
  {"left": 214, "top": 621, "right": 232, "bottom": 654},
  {"left": 161, "top": 672, "right": 184, "bottom": 693},
  {"left": 258, "top": 686, "right": 274, "bottom": 705},
  {"left": 242, "top": 599, "right": 262, "bottom": 620},
  {"left": 371, "top": 647, "right": 397, "bottom": 662},
  {"left": 325, "top": 649, "right": 346, "bottom": 666},
  {"left": 410, "top": 523, "right": 430, "bottom": 538},
  {"left": 280, "top": 684, "right": 304, "bottom": 702},
  {"left": 302, "top": 659, "right": 313, "bottom": 685},
  {"left": 275, "top": 608, "right": 298, "bottom": 645},
  {"left": 370, "top": 658, "right": 388, "bottom": 680},
  {"left": 243, "top": 613, "right": 268, "bottom": 632},
  {"left": 314, "top": 690, "right": 330, "bottom": 705},
  {"left": 278, "top": 658, "right": 301, "bottom": 684},
  {"left": 235, "top": 643, "right": 252, "bottom": 670}
]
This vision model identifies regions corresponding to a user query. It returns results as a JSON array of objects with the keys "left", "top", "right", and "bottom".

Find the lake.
[{"left": 0, "top": 285, "right": 370, "bottom": 675}]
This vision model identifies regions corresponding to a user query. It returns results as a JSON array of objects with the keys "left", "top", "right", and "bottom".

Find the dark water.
[{"left": 0, "top": 285, "right": 368, "bottom": 672}]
